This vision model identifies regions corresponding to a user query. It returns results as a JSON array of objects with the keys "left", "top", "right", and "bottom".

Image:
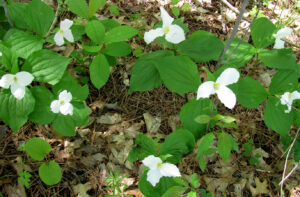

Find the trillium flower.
[
  {"left": 50, "top": 90, "right": 73, "bottom": 115},
  {"left": 142, "top": 155, "right": 181, "bottom": 186},
  {"left": 54, "top": 19, "right": 74, "bottom": 46},
  {"left": 197, "top": 68, "right": 240, "bottom": 109},
  {"left": 273, "top": 27, "right": 292, "bottom": 49},
  {"left": 0, "top": 51, "right": 2, "bottom": 56},
  {"left": 0, "top": 71, "right": 34, "bottom": 100},
  {"left": 280, "top": 91, "right": 300, "bottom": 113},
  {"left": 144, "top": 7, "right": 185, "bottom": 44}
]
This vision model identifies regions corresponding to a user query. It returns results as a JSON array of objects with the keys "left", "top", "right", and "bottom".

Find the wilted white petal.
[
  {"left": 60, "top": 102, "right": 73, "bottom": 115},
  {"left": 160, "top": 7, "right": 174, "bottom": 27},
  {"left": 291, "top": 91, "right": 300, "bottom": 100},
  {"left": 0, "top": 74, "right": 14, "bottom": 88},
  {"left": 142, "top": 155, "right": 162, "bottom": 170},
  {"left": 165, "top": 24, "right": 185, "bottom": 44},
  {"left": 216, "top": 68, "right": 240, "bottom": 86},
  {"left": 147, "top": 169, "right": 162, "bottom": 186},
  {"left": 274, "top": 27, "right": 292, "bottom": 39},
  {"left": 16, "top": 71, "right": 34, "bottom": 86},
  {"left": 50, "top": 100, "right": 60, "bottom": 113},
  {"left": 10, "top": 83, "right": 25, "bottom": 100},
  {"left": 160, "top": 163, "right": 181, "bottom": 177},
  {"left": 63, "top": 29, "right": 74, "bottom": 43},
  {"left": 144, "top": 28, "right": 164, "bottom": 44},
  {"left": 273, "top": 38, "right": 285, "bottom": 49},
  {"left": 54, "top": 32, "right": 64, "bottom": 46},
  {"left": 60, "top": 19, "right": 73, "bottom": 30},
  {"left": 216, "top": 85, "right": 236, "bottom": 109},
  {"left": 59, "top": 90, "right": 72, "bottom": 103},
  {"left": 196, "top": 81, "right": 215, "bottom": 99}
]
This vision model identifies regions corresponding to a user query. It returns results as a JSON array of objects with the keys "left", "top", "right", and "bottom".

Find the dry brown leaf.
[
  {"left": 97, "top": 113, "right": 122, "bottom": 124},
  {"left": 73, "top": 182, "right": 92, "bottom": 197},
  {"left": 249, "top": 177, "right": 270, "bottom": 196},
  {"left": 124, "top": 189, "right": 144, "bottom": 197},
  {"left": 143, "top": 112, "right": 161, "bottom": 134}
]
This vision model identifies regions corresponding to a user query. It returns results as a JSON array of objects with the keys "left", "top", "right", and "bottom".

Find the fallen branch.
[{"left": 46, "top": 2, "right": 60, "bottom": 37}]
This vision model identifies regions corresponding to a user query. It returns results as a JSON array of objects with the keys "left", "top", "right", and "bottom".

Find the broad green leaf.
[
  {"left": 187, "top": 191, "right": 197, "bottom": 197},
  {"left": 7, "top": 2, "right": 28, "bottom": 30},
  {"left": 100, "top": 19, "right": 120, "bottom": 31},
  {"left": 129, "top": 50, "right": 173, "bottom": 93},
  {"left": 190, "top": 174, "right": 200, "bottom": 188},
  {"left": 294, "top": 140, "right": 300, "bottom": 162},
  {"left": 251, "top": 17, "right": 276, "bottom": 48},
  {"left": 29, "top": 86, "right": 55, "bottom": 125},
  {"left": 24, "top": 137, "right": 51, "bottom": 161},
  {"left": 71, "top": 25, "right": 86, "bottom": 42},
  {"left": 180, "top": 99, "right": 216, "bottom": 140},
  {"left": 177, "top": 30, "right": 223, "bottom": 63},
  {"left": 162, "top": 186, "right": 187, "bottom": 197},
  {"left": 85, "top": 20, "right": 105, "bottom": 44},
  {"left": 39, "top": 161, "right": 62, "bottom": 185},
  {"left": 102, "top": 42, "right": 132, "bottom": 57},
  {"left": 82, "top": 44, "right": 102, "bottom": 53},
  {"left": 198, "top": 156, "right": 206, "bottom": 172},
  {"left": 24, "top": 0, "right": 54, "bottom": 37},
  {"left": 89, "top": 54, "right": 110, "bottom": 89},
  {"left": 104, "top": 25, "right": 138, "bottom": 44},
  {"left": 88, "top": 0, "right": 106, "bottom": 18},
  {"left": 258, "top": 48, "right": 297, "bottom": 70},
  {"left": 194, "top": 115, "right": 211, "bottom": 124},
  {"left": 52, "top": 72, "right": 89, "bottom": 101},
  {"left": 217, "top": 131, "right": 232, "bottom": 162},
  {"left": 222, "top": 38, "right": 256, "bottom": 67},
  {"left": 0, "top": 41, "right": 18, "bottom": 72},
  {"left": 197, "top": 133, "right": 214, "bottom": 158},
  {"left": 68, "top": 0, "right": 89, "bottom": 19},
  {"left": 8, "top": 31, "right": 43, "bottom": 59},
  {"left": 155, "top": 56, "right": 201, "bottom": 94},
  {"left": 269, "top": 70, "right": 299, "bottom": 95},
  {"left": 237, "top": 77, "right": 268, "bottom": 108},
  {"left": 133, "top": 133, "right": 158, "bottom": 160},
  {"left": 264, "top": 96, "right": 293, "bottom": 135},
  {"left": 0, "top": 88, "right": 35, "bottom": 132},
  {"left": 171, "top": 7, "right": 180, "bottom": 18},
  {"left": 23, "top": 49, "right": 70, "bottom": 85}
]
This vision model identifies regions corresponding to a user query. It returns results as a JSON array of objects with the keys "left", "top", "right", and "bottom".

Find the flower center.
[
  {"left": 288, "top": 93, "right": 293, "bottom": 99},
  {"left": 13, "top": 76, "right": 18, "bottom": 82},
  {"left": 214, "top": 83, "right": 220, "bottom": 90},
  {"left": 163, "top": 26, "right": 170, "bottom": 34},
  {"left": 59, "top": 29, "right": 64, "bottom": 34},
  {"left": 156, "top": 162, "right": 162, "bottom": 168},
  {"left": 60, "top": 100, "right": 65, "bottom": 105}
]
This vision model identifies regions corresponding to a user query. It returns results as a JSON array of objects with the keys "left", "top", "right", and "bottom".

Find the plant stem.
[{"left": 1, "top": 0, "right": 13, "bottom": 27}]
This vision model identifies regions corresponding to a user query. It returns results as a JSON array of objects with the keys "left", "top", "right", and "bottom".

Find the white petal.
[
  {"left": 0, "top": 51, "right": 2, "bottom": 56},
  {"left": 59, "top": 90, "right": 72, "bottom": 103},
  {"left": 165, "top": 24, "right": 185, "bottom": 44},
  {"left": 196, "top": 81, "right": 215, "bottom": 99},
  {"left": 216, "top": 68, "right": 240, "bottom": 86},
  {"left": 160, "top": 7, "right": 174, "bottom": 27},
  {"left": 63, "top": 29, "right": 74, "bottom": 43},
  {"left": 50, "top": 100, "right": 60, "bottom": 113},
  {"left": 274, "top": 27, "right": 292, "bottom": 39},
  {"left": 144, "top": 28, "right": 164, "bottom": 44},
  {"left": 160, "top": 163, "right": 181, "bottom": 177},
  {"left": 60, "top": 102, "right": 73, "bottom": 115},
  {"left": 16, "top": 71, "right": 34, "bottom": 86},
  {"left": 216, "top": 85, "right": 236, "bottom": 109},
  {"left": 284, "top": 105, "right": 292, "bottom": 113},
  {"left": 291, "top": 91, "right": 300, "bottom": 100},
  {"left": 54, "top": 32, "right": 64, "bottom": 46},
  {"left": 0, "top": 74, "right": 14, "bottom": 88},
  {"left": 147, "top": 169, "right": 163, "bottom": 186},
  {"left": 273, "top": 39, "right": 285, "bottom": 49},
  {"left": 60, "top": 19, "right": 73, "bottom": 30},
  {"left": 10, "top": 83, "right": 25, "bottom": 100},
  {"left": 142, "top": 155, "right": 162, "bottom": 170}
]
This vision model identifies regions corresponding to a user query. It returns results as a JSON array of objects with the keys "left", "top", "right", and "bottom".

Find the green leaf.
[
  {"left": 218, "top": 131, "right": 232, "bottom": 162},
  {"left": 89, "top": 54, "right": 110, "bottom": 89},
  {"left": 177, "top": 30, "right": 223, "bottom": 63},
  {"left": 171, "top": 7, "right": 180, "bottom": 18},
  {"left": 8, "top": 31, "right": 44, "bottom": 59},
  {"left": 194, "top": 115, "right": 211, "bottom": 124},
  {"left": 180, "top": 99, "right": 216, "bottom": 140},
  {"left": 198, "top": 156, "right": 206, "bottom": 172},
  {"left": 264, "top": 96, "right": 293, "bottom": 135},
  {"left": 269, "top": 70, "right": 299, "bottom": 95},
  {"left": 129, "top": 50, "right": 173, "bottom": 92},
  {"left": 88, "top": 0, "right": 106, "bottom": 18},
  {"left": 187, "top": 191, "right": 197, "bottom": 197},
  {"left": 190, "top": 173, "right": 200, "bottom": 188},
  {"left": 172, "top": 0, "right": 179, "bottom": 5},
  {"left": 24, "top": 0, "right": 54, "bottom": 37},
  {"left": 82, "top": 44, "right": 102, "bottom": 53},
  {"left": 251, "top": 17, "right": 276, "bottom": 48},
  {"left": 155, "top": 56, "right": 201, "bottom": 94},
  {"left": 162, "top": 186, "right": 187, "bottom": 197},
  {"left": 258, "top": 48, "right": 297, "bottom": 70},
  {"left": 7, "top": 2, "right": 28, "bottom": 30},
  {"left": 237, "top": 77, "right": 268, "bottom": 108},
  {"left": 182, "top": 3, "right": 192, "bottom": 11},
  {"left": 0, "top": 41, "right": 18, "bottom": 72},
  {"left": 23, "top": 49, "right": 70, "bottom": 85},
  {"left": 109, "top": 4, "right": 119, "bottom": 15},
  {"left": 52, "top": 72, "right": 89, "bottom": 101},
  {"left": 39, "top": 161, "right": 62, "bottom": 185},
  {"left": 68, "top": 0, "right": 89, "bottom": 19},
  {"left": 24, "top": 137, "right": 51, "bottom": 161},
  {"left": 161, "top": 129, "right": 195, "bottom": 163},
  {"left": 135, "top": 133, "right": 157, "bottom": 157},
  {"left": 102, "top": 42, "right": 132, "bottom": 57},
  {"left": 222, "top": 38, "right": 256, "bottom": 68},
  {"left": 104, "top": 25, "right": 138, "bottom": 44},
  {"left": 0, "top": 88, "right": 35, "bottom": 132},
  {"left": 100, "top": 19, "right": 120, "bottom": 31},
  {"left": 85, "top": 20, "right": 105, "bottom": 44},
  {"left": 197, "top": 133, "right": 214, "bottom": 158}
]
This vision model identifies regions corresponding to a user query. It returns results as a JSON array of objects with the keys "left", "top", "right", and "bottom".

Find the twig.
[
  {"left": 282, "top": 38, "right": 300, "bottom": 49},
  {"left": 46, "top": 2, "right": 60, "bottom": 37},
  {"left": 220, "top": 0, "right": 249, "bottom": 22},
  {"left": 216, "top": 0, "right": 249, "bottom": 69},
  {"left": 279, "top": 162, "right": 300, "bottom": 186},
  {"left": 1, "top": 0, "right": 13, "bottom": 27}
]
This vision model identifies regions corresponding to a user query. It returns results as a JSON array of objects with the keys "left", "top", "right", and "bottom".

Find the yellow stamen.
[
  {"left": 13, "top": 77, "right": 18, "bottom": 82},
  {"left": 60, "top": 100, "right": 65, "bottom": 105},
  {"left": 163, "top": 26, "right": 170, "bottom": 34},
  {"left": 214, "top": 83, "right": 220, "bottom": 90},
  {"left": 59, "top": 29, "right": 64, "bottom": 34},
  {"left": 157, "top": 162, "right": 162, "bottom": 168},
  {"left": 288, "top": 93, "right": 293, "bottom": 99}
]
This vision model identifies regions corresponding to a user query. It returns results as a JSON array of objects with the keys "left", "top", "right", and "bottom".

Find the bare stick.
[
  {"left": 279, "top": 162, "right": 300, "bottom": 186},
  {"left": 220, "top": 0, "right": 249, "bottom": 22},
  {"left": 46, "top": 2, "right": 60, "bottom": 37},
  {"left": 1, "top": 0, "right": 13, "bottom": 27}
]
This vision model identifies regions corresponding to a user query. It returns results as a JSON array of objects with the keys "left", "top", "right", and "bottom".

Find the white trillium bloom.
[
  {"left": 273, "top": 27, "right": 292, "bottom": 49},
  {"left": 0, "top": 71, "right": 34, "bottom": 100},
  {"left": 144, "top": 7, "right": 185, "bottom": 44},
  {"left": 197, "top": 68, "right": 240, "bottom": 109},
  {"left": 0, "top": 51, "right": 2, "bottom": 56},
  {"left": 142, "top": 155, "right": 181, "bottom": 186},
  {"left": 50, "top": 90, "right": 74, "bottom": 115},
  {"left": 280, "top": 91, "right": 300, "bottom": 113},
  {"left": 54, "top": 19, "right": 74, "bottom": 46}
]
